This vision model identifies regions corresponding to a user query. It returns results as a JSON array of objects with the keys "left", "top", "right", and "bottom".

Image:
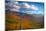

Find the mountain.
[{"left": 6, "top": 10, "right": 44, "bottom": 30}]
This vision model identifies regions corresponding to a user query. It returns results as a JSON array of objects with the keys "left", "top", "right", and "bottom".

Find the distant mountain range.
[
  {"left": 6, "top": 10, "right": 44, "bottom": 29},
  {"left": 6, "top": 10, "right": 44, "bottom": 16}
]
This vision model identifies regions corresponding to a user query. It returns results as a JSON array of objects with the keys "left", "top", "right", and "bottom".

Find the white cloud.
[
  {"left": 22, "top": 3, "right": 38, "bottom": 10},
  {"left": 8, "top": 2, "right": 20, "bottom": 11},
  {"left": 24, "top": 3, "right": 30, "bottom": 8},
  {"left": 6, "top": 2, "right": 39, "bottom": 14},
  {"left": 23, "top": 3, "right": 31, "bottom": 8},
  {"left": 26, "top": 12, "right": 31, "bottom": 14},
  {"left": 25, "top": 11, "right": 31, "bottom": 14},
  {"left": 10, "top": 8, "right": 19, "bottom": 12},
  {"left": 10, "top": 5, "right": 20, "bottom": 12},
  {"left": 30, "top": 5, "right": 38, "bottom": 10},
  {"left": 13, "top": 2, "right": 19, "bottom": 5},
  {"left": 12, "top": 4, "right": 20, "bottom": 9}
]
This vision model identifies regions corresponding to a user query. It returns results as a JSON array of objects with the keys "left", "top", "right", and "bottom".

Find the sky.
[{"left": 5, "top": 0, "right": 44, "bottom": 15}]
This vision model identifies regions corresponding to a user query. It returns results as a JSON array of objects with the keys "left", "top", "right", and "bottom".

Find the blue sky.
[
  {"left": 17, "top": 2, "right": 44, "bottom": 14},
  {"left": 5, "top": 1, "right": 44, "bottom": 15}
]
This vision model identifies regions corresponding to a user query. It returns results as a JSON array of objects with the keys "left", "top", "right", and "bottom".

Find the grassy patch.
[{"left": 6, "top": 19, "right": 17, "bottom": 24}]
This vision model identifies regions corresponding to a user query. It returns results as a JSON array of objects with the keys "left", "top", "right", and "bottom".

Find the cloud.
[
  {"left": 15, "top": 2, "right": 18, "bottom": 4},
  {"left": 6, "top": 2, "right": 39, "bottom": 14},
  {"left": 10, "top": 5, "right": 20, "bottom": 12},
  {"left": 26, "top": 11, "right": 31, "bottom": 14},
  {"left": 10, "top": 8, "right": 19, "bottom": 12},
  {"left": 23, "top": 3, "right": 30, "bottom": 8},
  {"left": 30, "top": 5, "right": 38, "bottom": 10},
  {"left": 12, "top": 4, "right": 20, "bottom": 9},
  {"left": 6, "top": 2, "right": 20, "bottom": 12},
  {"left": 22, "top": 3, "right": 38, "bottom": 10}
]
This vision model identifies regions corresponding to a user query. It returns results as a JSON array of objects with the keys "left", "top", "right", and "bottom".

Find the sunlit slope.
[{"left": 6, "top": 11, "right": 44, "bottom": 30}]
